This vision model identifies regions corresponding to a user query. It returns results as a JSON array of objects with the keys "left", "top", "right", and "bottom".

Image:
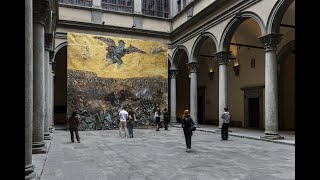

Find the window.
[
  {"left": 59, "top": 0, "right": 92, "bottom": 7},
  {"left": 251, "top": 58, "right": 255, "bottom": 68},
  {"left": 101, "top": 0, "right": 133, "bottom": 13},
  {"left": 183, "top": 0, "right": 186, "bottom": 8},
  {"left": 142, "top": 0, "right": 170, "bottom": 18}
]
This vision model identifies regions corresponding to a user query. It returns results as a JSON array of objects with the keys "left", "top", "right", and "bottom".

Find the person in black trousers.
[
  {"left": 162, "top": 108, "right": 169, "bottom": 130},
  {"left": 181, "top": 109, "right": 195, "bottom": 152},
  {"left": 67, "top": 111, "right": 80, "bottom": 143},
  {"left": 221, "top": 107, "right": 231, "bottom": 140}
]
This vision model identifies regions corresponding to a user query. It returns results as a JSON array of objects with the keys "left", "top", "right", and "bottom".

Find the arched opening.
[
  {"left": 53, "top": 45, "right": 67, "bottom": 125},
  {"left": 220, "top": 14, "right": 265, "bottom": 129},
  {"left": 172, "top": 47, "right": 189, "bottom": 122},
  {"left": 275, "top": 1, "right": 295, "bottom": 130},
  {"left": 191, "top": 33, "right": 218, "bottom": 124}
]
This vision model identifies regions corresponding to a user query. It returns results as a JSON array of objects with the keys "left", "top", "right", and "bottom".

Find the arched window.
[
  {"left": 59, "top": 0, "right": 92, "bottom": 7},
  {"left": 142, "top": 0, "right": 170, "bottom": 18},
  {"left": 101, "top": 0, "right": 133, "bottom": 13}
]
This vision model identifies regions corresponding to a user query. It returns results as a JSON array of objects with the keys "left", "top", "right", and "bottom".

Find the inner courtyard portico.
[{"left": 26, "top": 0, "right": 295, "bottom": 179}]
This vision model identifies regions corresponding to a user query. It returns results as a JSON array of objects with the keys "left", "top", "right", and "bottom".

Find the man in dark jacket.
[
  {"left": 163, "top": 108, "right": 169, "bottom": 130},
  {"left": 67, "top": 111, "right": 80, "bottom": 143}
]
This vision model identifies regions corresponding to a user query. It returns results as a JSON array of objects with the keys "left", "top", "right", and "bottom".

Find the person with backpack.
[
  {"left": 181, "top": 109, "right": 195, "bottom": 152},
  {"left": 162, "top": 108, "right": 169, "bottom": 130},
  {"left": 221, "top": 107, "right": 231, "bottom": 140},
  {"left": 127, "top": 107, "right": 136, "bottom": 138}
]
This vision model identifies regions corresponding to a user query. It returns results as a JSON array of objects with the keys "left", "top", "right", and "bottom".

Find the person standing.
[
  {"left": 67, "top": 111, "right": 80, "bottom": 143},
  {"left": 154, "top": 107, "right": 161, "bottom": 131},
  {"left": 221, "top": 107, "right": 231, "bottom": 140},
  {"left": 181, "top": 110, "right": 195, "bottom": 152},
  {"left": 127, "top": 108, "right": 136, "bottom": 138},
  {"left": 119, "top": 106, "right": 129, "bottom": 138},
  {"left": 162, "top": 108, "right": 169, "bottom": 130}
]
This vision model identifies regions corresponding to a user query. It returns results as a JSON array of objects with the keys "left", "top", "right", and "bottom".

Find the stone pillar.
[
  {"left": 134, "top": 0, "right": 142, "bottom": 14},
  {"left": 170, "top": 0, "right": 178, "bottom": 17},
  {"left": 92, "top": 0, "right": 102, "bottom": 8},
  {"left": 49, "top": 51, "right": 55, "bottom": 133},
  {"left": 169, "top": 68, "right": 179, "bottom": 123},
  {"left": 44, "top": 33, "right": 53, "bottom": 140},
  {"left": 32, "top": 0, "right": 49, "bottom": 154},
  {"left": 259, "top": 33, "right": 284, "bottom": 140},
  {"left": 25, "top": 0, "right": 37, "bottom": 179},
  {"left": 215, "top": 51, "right": 230, "bottom": 129},
  {"left": 186, "top": 62, "right": 199, "bottom": 125},
  {"left": 52, "top": 61, "right": 57, "bottom": 131}
]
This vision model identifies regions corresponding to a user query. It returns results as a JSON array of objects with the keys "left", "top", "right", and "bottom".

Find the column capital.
[
  {"left": 259, "top": 33, "right": 283, "bottom": 51},
  {"left": 186, "top": 62, "right": 199, "bottom": 73},
  {"left": 45, "top": 33, "right": 53, "bottom": 51},
  {"left": 33, "top": 0, "right": 49, "bottom": 26},
  {"left": 215, "top": 51, "right": 231, "bottom": 65},
  {"left": 169, "top": 68, "right": 179, "bottom": 79},
  {"left": 49, "top": 51, "right": 55, "bottom": 63}
]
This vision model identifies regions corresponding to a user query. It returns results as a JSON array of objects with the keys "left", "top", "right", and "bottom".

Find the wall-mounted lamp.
[
  {"left": 208, "top": 69, "right": 214, "bottom": 80},
  {"left": 233, "top": 65, "right": 240, "bottom": 76},
  {"left": 102, "top": 21, "right": 105, "bottom": 25},
  {"left": 132, "top": 24, "right": 136, "bottom": 28}
]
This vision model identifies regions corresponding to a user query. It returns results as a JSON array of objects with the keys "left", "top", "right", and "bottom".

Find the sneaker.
[
  {"left": 78, "top": 141, "right": 80, "bottom": 143},
  {"left": 187, "top": 149, "right": 190, "bottom": 152}
]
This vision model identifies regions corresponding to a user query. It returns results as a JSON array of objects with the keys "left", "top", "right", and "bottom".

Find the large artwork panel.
[{"left": 67, "top": 32, "right": 168, "bottom": 130}]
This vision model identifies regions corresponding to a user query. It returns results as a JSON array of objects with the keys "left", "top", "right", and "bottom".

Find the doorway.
[{"left": 248, "top": 98, "right": 259, "bottom": 128}]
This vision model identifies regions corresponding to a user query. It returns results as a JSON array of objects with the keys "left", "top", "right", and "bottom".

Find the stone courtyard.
[{"left": 40, "top": 127, "right": 295, "bottom": 180}]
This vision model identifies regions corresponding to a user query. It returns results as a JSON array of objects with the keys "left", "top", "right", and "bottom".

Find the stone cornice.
[
  {"left": 186, "top": 62, "right": 200, "bottom": 73},
  {"left": 259, "top": 33, "right": 283, "bottom": 51},
  {"left": 215, "top": 51, "right": 231, "bottom": 65},
  {"left": 57, "top": 20, "right": 170, "bottom": 39},
  {"left": 33, "top": 0, "right": 49, "bottom": 26}
]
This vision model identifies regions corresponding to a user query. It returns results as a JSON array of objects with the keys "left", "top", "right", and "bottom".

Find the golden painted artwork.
[
  {"left": 67, "top": 32, "right": 168, "bottom": 79},
  {"left": 67, "top": 32, "right": 169, "bottom": 130}
]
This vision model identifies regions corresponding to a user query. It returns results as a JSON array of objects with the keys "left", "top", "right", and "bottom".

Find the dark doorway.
[
  {"left": 198, "top": 95, "right": 204, "bottom": 124},
  {"left": 248, "top": 98, "right": 259, "bottom": 128},
  {"left": 197, "top": 87, "right": 205, "bottom": 124}
]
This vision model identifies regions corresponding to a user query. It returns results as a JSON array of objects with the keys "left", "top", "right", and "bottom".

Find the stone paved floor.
[{"left": 41, "top": 127, "right": 295, "bottom": 180}]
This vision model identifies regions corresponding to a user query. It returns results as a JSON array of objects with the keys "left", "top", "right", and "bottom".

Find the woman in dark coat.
[{"left": 181, "top": 109, "right": 195, "bottom": 152}]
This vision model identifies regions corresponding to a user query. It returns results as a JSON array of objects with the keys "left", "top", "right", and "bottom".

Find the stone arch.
[
  {"left": 277, "top": 40, "right": 295, "bottom": 64},
  {"left": 53, "top": 41, "right": 67, "bottom": 62},
  {"left": 190, "top": 32, "right": 218, "bottom": 62},
  {"left": 172, "top": 45, "right": 189, "bottom": 68},
  {"left": 267, "top": 0, "right": 294, "bottom": 34},
  {"left": 219, "top": 11, "right": 266, "bottom": 51}
]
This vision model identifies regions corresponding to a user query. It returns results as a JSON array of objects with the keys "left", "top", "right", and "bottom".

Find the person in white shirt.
[
  {"left": 119, "top": 106, "right": 129, "bottom": 138},
  {"left": 221, "top": 107, "right": 231, "bottom": 140},
  {"left": 154, "top": 107, "right": 161, "bottom": 131}
]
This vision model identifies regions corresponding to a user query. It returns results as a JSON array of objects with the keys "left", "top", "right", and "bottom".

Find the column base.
[
  {"left": 44, "top": 132, "right": 51, "bottom": 140},
  {"left": 261, "top": 132, "right": 284, "bottom": 140},
  {"left": 32, "top": 142, "right": 46, "bottom": 154},
  {"left": 25, "top": 164, "right": 38, "bottom": 180}
]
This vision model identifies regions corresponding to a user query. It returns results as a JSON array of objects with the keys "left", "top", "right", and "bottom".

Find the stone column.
[
  {"left": 215, "top": 51, "right": 230, "bottom": 129},
  {"left": 169, "top": 68, "right": 179, "bottom": 123},
  {"left": 259, "top": 33, "right": 284, "bottom": 140},
  {"left": 186, "top": 62, "right": 199, "bottom": 125},
  {"left": 49, "top": 51, "right": 55, "bottom": 133},
  {"left": 92, "top": 0, "right": 102, "bottom": 8},
  {"left": 44, "top": 33, "right": 52, "bottom": 140},
  {"left": 134, "top": 0, "right": 142, "bottom": 14},
  {"left": 32, "top": 0, "right": 49, "bottom": 154},
  {"left": 25, "top": 0, "right": 37, "bottom": 179}
]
